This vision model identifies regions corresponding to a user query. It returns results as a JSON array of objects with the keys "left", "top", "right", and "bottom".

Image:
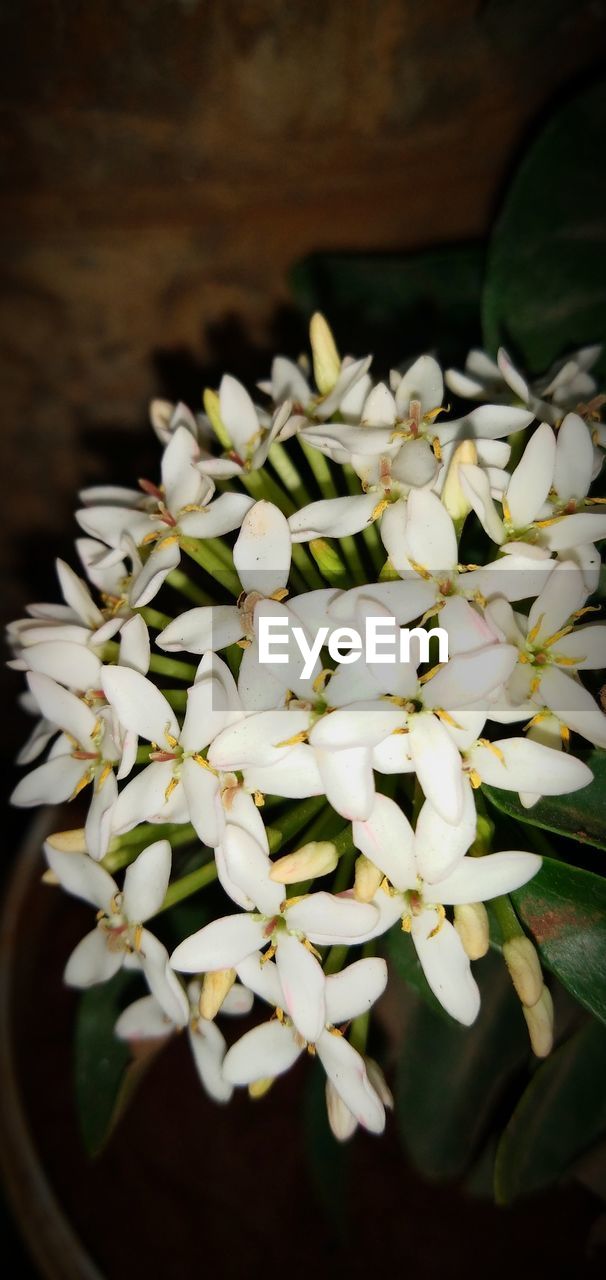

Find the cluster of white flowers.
[{"left": 9, "top": 317, "right": 606, "bottom": 1139}]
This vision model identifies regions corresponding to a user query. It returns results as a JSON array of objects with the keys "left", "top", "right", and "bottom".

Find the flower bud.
[
  {"left": 310, "top": 312, "right": 340, "bottom": 394},
  {"left": 503, "top": 935, "right": 544, "bottom": 1007},
  {"left": 203, "top": 387, "right": 231, "bottom": 450},
  {"left": 523, "top": 986, "right": 554, "bottom": 1058},
  {"left": 325, "top": 1080, "right": 357, "bottom": 1142},
  {"left": 366, "top": 1058, "right": 394, "bottom": 1110},
  {"left": 441, "top": 439, "right": 478, "bottom": 520},
  {"left": 454, "top": 902, "right": 490, "bottom": 959},
  {"left": 199, "top": 968, "right": 236, "bottom": 1021},
  {"left": 310, "top": 538, "right": 345, "bottom": 579},
  {"left": 270, "top": 840, "right": 338, "bottom": 884},
  {"left": 45, "top": 828, "right": 88, "bottom": 854},
  {"left": 354, "top": 854, "right": 383, "bottom": 903}
]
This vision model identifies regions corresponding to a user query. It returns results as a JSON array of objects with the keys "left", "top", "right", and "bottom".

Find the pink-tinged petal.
[
  {"left": 276, "top": 931, "right": 326, "bottom": 1043},
  {"left": 405, "top": 488, "right": 458, "bottom": 571},
  {"left": 64, "top": 929, "right": 123, "bottom": 987},
  {"left": 539, "top": 667, "right": 606, "bottom": 747},
  {"left": 44, "top": 845, "right": 117, "bottom": 910},
  {"left": 181, "top": 757, "right": 224, "bottom": 848},
  {"left": 315, "top": 746, "right": 375, "bottom": 821},
  {"left": 118, "top": 614, "right": 150, "bottom": 674},
  {"left": 122, "top": 839, "right": 172, "bottom": 923},
  {"left": 223, "top": 1019, "right": 302, "bottom": 1085},
  {"left": 129, "top": 538, "right": 181, "bottom": 608},
  {"left": 171, "top": 914, "right": 267, "bottom": 973},
  {"left": 222, "top": 826, "right": 283, "bottom": 916},
  {"left": 115, "top": 994, "right": 175, "bottom": 1040},
  {"left": 11, "top": 754, "right": 88, "bottom": 807},
  {"left": 158, "top": 605, "right": 242, "bottom": 654},
  {"left": 24, "top": 641, "right": 102, "bottom": 692},
  {"left": 101, "top": 666, "right": 178, "bottom": 743},
  {"left": 111, "top": 760, "right": 175, "bottom": 833},
  {"left": 527, "top": 561, "right": 586, "bottom": 642},
  {"left": 221, "top": 982, "right": 255, "bottom": 1016},
  {"left": 85, "top": 770, "right": 118, "bottom": 861},
  {"left": 27, "top": 671, "right": 97, "bottom": 744},
  {"left": 415, "top": 782, "right": 477, "bottom": 884},
  {"left": 422, "top": 644, "right": 517, "bottom": 710},
  {"left": 554, "top": 413, "right": 594, "bottom": 501},
  {"left": 179, "top": 492, "right": 254, "bottom": 539},
  {"left": 188, "top": 1019, "right": 233, "bottom": 1102},
  {"left": 432, "top": 850, "right": 541, "bottom": 905},
  {"left": 411, "top": 911, "right": 480, "bottom": 1025},
  {"left": 286, "top": 892, "right": 379, "bottom": 945},
  {"left": 236, "top": 953, "right": 283, "bottom": 1007},
  {"left": 352, "top": 794, "right": 416, "bottom": 891},
  {"left": 209, "top": 709, "right": 310, "bottom": 770},
  {"left": 469, "top": 736, "right": 593, "bottom": 794},
  {"left": 288, "top": 493, "right": 378, "bottom": 542},
  {"left": 325, "top": 958, "right": 388, "bottom": 1025},
  {"left": 245, "top": 743, "right": 323, "bottom": 799},
  {"left": 138, "top": 929, "right": 189, "bottom": 1026},
  {"left": 409, "top": 714, "right": 464, "bottom": 824},
  {"left": 234, "top": 501, "right": 292, "bottom": 596},
  {"left": 316, "top": 1030, "right": 384, "bottom": 1134}
]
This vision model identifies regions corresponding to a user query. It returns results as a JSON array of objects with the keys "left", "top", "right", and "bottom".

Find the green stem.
[
  {"left": 266, "top": 795, "right": 327, "bottom": 852},
  {"left": 162, "top": 689, "right": 188, "bottom": 711},
  {"left": 137, "top": 605, "right": 174, "bottom": 630},
  {"left": 166, "top": 568, "right": 212, "bottom": 606},
  {"left": 180, "top": 537, "right": 240, "bottom": 596},
  {"left": 349, "top": 1009, "right": 370, "bottom": 1055},
  {"left": 148, "top": 653, "right": 197, "bottom": 681},
  {"left": 269, "top": 442, "right": 312, "bottom": 508},
  {"left": 158, "top": 858, "right": 218, "bottom": 912},
  {"left": 103, "top": 823, "right": 198, "bottom": 873}
]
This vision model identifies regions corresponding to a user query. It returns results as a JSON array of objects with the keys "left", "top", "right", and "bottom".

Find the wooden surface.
[{"left": 1, "top": 0, "right": 605, "bottom": 785}]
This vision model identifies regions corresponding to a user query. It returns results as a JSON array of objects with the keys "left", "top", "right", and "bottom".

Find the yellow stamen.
[
  {"left": 164, "top": 776, "right": 180, "bottom": 802},
  {"left": 274, "top": 730, "right": 309, "bottom": 748},
  {"left": 477, "top": 738, "right": 504, "bottom": 763},
  {"left": 434, "top": 707, "right": 463, "bottom": 730},
  {"left": 371, "top": 497, "right": 390, "bottom": 521},
  {"left": 428, "top": 904, "right": 446, "bottom": 938},
  {"left": 401, "top": 914, "right": 412, "bottom": 933},
  {"left": 469, "top": 769, "right": 482, "bottom": 789},
  {"left": 432, "top": 436, "right": 442, "bottom": 460},
  {"left": 253, "top": 790, "right": 265, "bottom": 807}
]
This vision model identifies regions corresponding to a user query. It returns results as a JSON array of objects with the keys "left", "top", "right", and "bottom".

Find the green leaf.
[
  {"left": 75, "top": 970, "right": 140, "bottom": 1156},
  {"left": 386, "top": 925, "right": 452, "bottom": 1019},
  {"left": 483, "top": 80, "right": 606, "bottom": 376},
  {"left": 484, "top": 748, "right": 606, "bottom": 852},
  {"left": 304, "top": 1061, "right": 349, "bottom": 1238},
  {"left": 495, "top": 1018, "right": 606, "bottom": 1203},
  {"left": 291, "top": 245, "right": 484, "bottom": 368},
  {"left": 395, "top": 950, "right": 528, "bottom": 1179},
  {"left": 513, "top": 856, "right": 606, "bottom": 1026}
]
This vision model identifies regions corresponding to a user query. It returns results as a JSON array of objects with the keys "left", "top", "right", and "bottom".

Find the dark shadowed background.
[{"left": 1, "top": 2, "right": 606, "bottom": 1277}]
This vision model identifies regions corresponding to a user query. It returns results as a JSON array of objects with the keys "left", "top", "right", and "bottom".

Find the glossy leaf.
[
  {"left": 484, "top": 749, "right": 606, "bottom": 852},
  {"left": 495, "top": 1018, "right": 606, "bottom": 1203},
  {"left": 75, "top": 970, "right": 144, "bottom": 1156},
  {"left": 483, "top": 80, "right": 606, "bottom": 377},
  {"left": 513, "top": 857, "right": 606, "bottom": 1026},
  {"left": 395, "top": 950, "right": 528, "bottom": 1179}
]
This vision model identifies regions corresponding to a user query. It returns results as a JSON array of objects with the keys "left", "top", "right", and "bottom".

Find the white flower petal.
[
  {"left": 276, "top": 931, "right": 326, "bottom": 1043},
  {"left": 316, "top": 1029, "right": 384, "bottom": 1133},
  {"left": 289, "top": 493, "right": 378, "bottom": 542},
  {"left": 44, "top": 845, "right": 117, "bottom": 910},
  {"left": 188, "top": 1019, "right": 233, "bottom": 1102},
  {"left": 245, "top": 743, "right": 323, "bottom": 798},
  {"left": 405, "top": 488, "right": 458, "bottom": 571},
  {"left": 527, "top": 561, "right": 586, "bottom": 642},
  {"left": 422, "top": 644, "right": 517, "bottom": 710},
  {"left": 539, "top": 667, "right": 606, "bottom": 747},
  {"left": 158, "top": 606, "right": 242, "bottom": 654},
  {"left": 111, "top": 760, "right": 175, "bottom": 833},
  {"left": 118, "top": 615, "right": 150, "bottom": 674},
  {"left": 85, "top": 770, "right": 118, "bottom": 861},
  {"left": 233, "top": 501, "right": 292, "bottom": 595},
  {"left": 223, "top": 826, "right": 283, "bottom": 916},
  {"left": 129, "top": 538, "right": 182, "bottom": 608},
  {"left": 315, "top": 746, "right": 375, "bottom": 820},
  {"left": 432, "top": 850, "right": 541, "bottom": 905},
  {"left": 179, "top": 492, "right": 254, "bottom": 539},
  {"left": 171, "top": 914, "right": 268, "bottom": 973},
  {"left": 115, "top": 994, "right": 175, "bottom": 1040},
  {"left": 101, "top": 666, "right": 179, "bottom": 743},
  {"left": 122, "top": 839, "right": 172, "bottom": 922},
  {"left": 469, "top": 736, "right": 593, "bottom": 793},
  {"left": 411, "top": 911, "right": 480, "bottom": 1025},
  {"left": 223, "top": 1019, "right": 302, "bottom": 1084},
  {"left": 209, "top": 709, "right": 310, "bottom": 770},
  {"left": 27, "top": 671, "right": 97, "bottom": 745},
  {"left": 11, "top": 754, "right": 88, "bottom": 807},
  {"left": 236, "top": 952, "right": 283, "bottom": 1007},
  {"left": 181, "top": 757, "right": 224, "bottom": 847},
  {"left": 219, "top": 374, "right": 260, "bottom": 452},
  {"left": 409, "top": 714, "right": 464, "bottom": 824},
  {"left": 65, "top": 929, "right": 123, "bottom": 987},
  {"left": 24, "top": 641, "right": 102, "bottom": 691},
  {"left": 325, "top": 957, "right": 388, "bottom": 1025},
  {"left": 138, "top": 929, "right": 189, "bottom": 1025},
  {"left": 352, "top": 794, "right": 416, "bottom": 891},
  {"left": 415, "top": 781, "right": 477, "bottom": 883},
  {"left": 285, "top": 891, "right": 379, "bottom": 945}
]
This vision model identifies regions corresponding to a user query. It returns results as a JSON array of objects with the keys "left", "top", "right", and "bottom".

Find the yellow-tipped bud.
[
  {"left": 269, "top": 840, "right": 338, "bottom": 884},
  {"left": 199, "top": 968, "right": 236, "bottom": 1021},
  {"left": 441, "top": 438, "right": 478, "bottom": 521},
  {"left": 248, "top": 1077, "right": 275, "bottom": 1099},
  {"left": 454, "top": 902, "right": 490, "bottom": 960},
  {"left": 523, "top": 986, "right": 554, "bottom": 1058},
  {"left": 310, "top": 312, "right": 341, "bottom": 394},
  {"left": 45, "top": 828, "right": 88, "bottom": 853},
  {"left": 203, "top": 387, "right": 232, "bottom": 450},
  {"left": 354, "top": 854, "right": 383, "bottom": 903},
  {"left": 503, "top": 935, "right": 544, "bottom": 1007},
  {"left": 309, "top": 538, "right": 345, "bottom": 579}
]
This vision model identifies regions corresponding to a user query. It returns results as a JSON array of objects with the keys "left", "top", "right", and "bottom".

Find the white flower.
[
  {"left": 45, "top": 841, "right": 187, "bottom": 1024},
  {"left": 223, "top": 953, "right": 389, "bottom": 1133},
  {"left": 445, "top": 344, "right": 602, "bottom": 424}
]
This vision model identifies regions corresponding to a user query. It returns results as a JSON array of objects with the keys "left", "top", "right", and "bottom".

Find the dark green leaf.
[
  {"left": 513, "top": 856, "right": 606, "bottom": 1026},
  {"left": 291, "top": 246, "right": 484, "bottom": 369},
  {"left": 484, "top": 748, "right": 606, "bottom": 852},
  {"left": 395, "top": 950, "right": 528, "bottom": 1179},
  {"left": 483, "top": 81, "right": 606, "bottom": 376},
  {"left": 303, "top": 1061, "right": 349, "bottom": 1239},
  {"left": 75, "top": 970, "right": 139, "bottom": 1156},
  {"left": 387, "top": 925, "right": 452, "bottom": 1019},
  {"left": 495, "top": 1018, "right": 606, "bottom": 1203}
]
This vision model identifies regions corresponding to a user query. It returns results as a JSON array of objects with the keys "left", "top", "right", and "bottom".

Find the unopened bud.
[
  {"left": 454, "top": 902, "right": 489, "bottom": 959},
  {"left": 199, "top": 968, "right": 236, "bottom": 1021},
  {"left": 149, "top": 398, "right": 174, "bottom": 439},
  {"left": 248, "top": 1077, "right": 274, "bottom": 1099},
  {"left": 270, "top": 840, "right": 338, "bottom": 884},
  {"left": 45, "top": 828, "right": 88, "bottom": 854},
  {"left": 441, "top": 439, "right": 478, "bottom": 520},
  {"left": 310, "top": 312, "right": 340, "bottom": 394},
  {"left": 366, "top": 1058, "right": 394, "bottom": 1110},
  {"left": 309, "top": 538, "right": 345, "bottom": 580},
  {"left": 203, "top": 387, "right": 232, "bottom": 450},
  {"left": 523, "top": 986, "right": 554, "bottom": 1058},
  {"left": 503, "top": 936, "right": 544, "bottom": 1007},
  {"left": 354, "top": 854, "right": 383, "bottom": 903},
  {"left": 325, "top": 1080, "right": 357, "bottom": 1141}
]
